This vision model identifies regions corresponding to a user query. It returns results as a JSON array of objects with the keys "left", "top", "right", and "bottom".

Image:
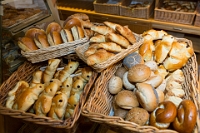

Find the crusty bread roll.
[
  {"left": 115, "top": 25, "right": 136, "bottom": 45},
  {"left": 43, "top": 59, "right": 61, "bottom": 83},
  {"left": 103, "top": 21, "right": 120, "bottom": 31},
  {"left": 91, "top": 25, "right": 115, "bottom": 35},
  {"left": 139, "top": 34, "right": 154, "bottom": 61},
  {"left": 34, "top": 33, "right": 50, "bottom": 48},
  {"left": 144, "top": 60, "right": 158, "bottom": 71},
  {"left": 6, "top": 81, "right": 29, "bottom": 109},
  {"left": 123, "top": 52, "right": 144, "bottom": 69},
  {"left": 163, "top": 41, "right": 194, "bottom": 71},
  {"left": 106, "top": 32, "right": 130, "bottom": 48},
  {"left": 156, "top": 79, "right": 166, "bottom": 92},
  {"left": 123, "top": 72, "right": 136, "bottom": 91},
  {"left": 108, "top": 76, "right": 123, "bottom": 95},
  {"left": 60, "top": 29, "right": 74, "bottom": 43},
  {"left": 58, "top": 61, "right": 79, "bottom": 82},
  {"left": 150, "top": 101, "right": 177, "bottom": 129},
  {"left": 18, "top": 37, "right": 39, "bottom": 52},
  {"left": 30, "top": 70, "right": 43, "bottom": 87},
  {"left": 154, "top": 35, "right": 175, "bottom": 63},
  {"left": 25, "top": 27, "right": 46, "bottom": 39},
  {"left": 34, "top": 81, "right": 61, "bottom": 116},
  {"left": 47, "top": 31, "right": 63, "bottom": 46},
  {"left": 112, "top": 98, "right": 129, "bottom": 119},
  {"left": 90, "top": 34, "right": 106, "bottom": 43},
  {"left": 86, "top": 49, "right": 115, "bottom": 66},
  {"left": 164, "top": 95, "right": 183, "bottom": 107},
  {"left": 155, "top": 89, "right": 164, "bottom": 103},
  {"left": 12, "top": 83, "right": 44, "bottom": 111},
  {"left": 154, "top": 65, "right": 169, "bottom": 79},
  {"left": 45, "top": 22, "right": 62, "bottom": 34},
  {"left": 173, "top": 99, "right": 197, "bottom": 133},
  {"left": 135, "top": 83, "right": 158, "bottom": 112},
  {"left": 48, "top": 92, "right": 68, "bottom": 120},
  {"left": 142, "top": 29, "right": 168, "bottom": 40},
  {"left": 143, "top": 74, "right": 163, "bottom": 88}
]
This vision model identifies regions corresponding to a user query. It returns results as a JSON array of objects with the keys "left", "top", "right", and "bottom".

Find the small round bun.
[
  {"left": 135, "top": 83, "right": 158, "bottom": 112},
  {"left": 45, "top": 22, "right": 62, "bottom": 34},
  {"left": 113, "top": 98, "right": 129, "bottom": 119},
  {"left": 115, "top": 90, "right": 139, "bottom": 109},
  {"left": 115, "top": 66, "right": 127, "bottom": 79},
  {"left": 150, "top": 101, "right": 177, "bottom": 129},
  {"left": 123, "top": 52, "right": 144, "bottom": 69},
  {"left": 128, "top": 64, "right": 151, "bottom": 83},
  {"left": 125, "top": 107, "right": 149, "bottom": 126},
  {"left": 173, "top": 99, "right": 197, "bottom": 133},
  {"left": 108, "top": 76, "right": 123, "bottom": 94}
]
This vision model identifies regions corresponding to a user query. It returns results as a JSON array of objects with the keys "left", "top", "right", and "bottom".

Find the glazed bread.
[
  {"left": 34, "top": 33, "right": 50, "bottom": 48},
  {"left": 18, "top": 37, "right": 39, "bottom": 52}
]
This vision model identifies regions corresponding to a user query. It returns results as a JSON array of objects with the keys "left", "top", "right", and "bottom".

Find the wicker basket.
[
  {"left": 0, "top": 60, "right": 97, "bottom": 132},
  {"left": 154, "top": 0, "right": 197, "bottom": 25},
  {"left": 81, "top": 38, "right": 200, "bottom": 133},
  {"left": 194, "top": 2, "right": 200, "bottom": 27},
  {"left": 93, "top": 0, "right": 121, "bottom": 15},
  {"left": 75, "top": 33, "right": 143, "bottom": 72},
  {"left": 120, "top": 0, "right": 155, "bottom": 19},
  {"left": 21, "top": 37, "right": 88, "bottom": 63}
]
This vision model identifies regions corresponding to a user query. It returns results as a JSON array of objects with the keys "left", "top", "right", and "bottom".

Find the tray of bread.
[
  {"left": 0, "top": 54, "right": 98, "bottom": 131},
  {"left": 76, "top": 21, "right": 144, "bottom": 72},
  {"left": 82, "top": 29, "right": 200, "bottom": 133},
  {"left": 18, "top": 13, "right": 94, "bottom": 63}
]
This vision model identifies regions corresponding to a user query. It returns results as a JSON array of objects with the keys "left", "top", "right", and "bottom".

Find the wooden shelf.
[{"left": 57, "top": 6, "right": 200, "bottom": 36}]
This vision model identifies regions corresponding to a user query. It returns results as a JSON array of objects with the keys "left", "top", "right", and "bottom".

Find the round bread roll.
[
  {"left": 108, "top": 76, "right": 123, "bottom": 94},
  {"left": 135, "top": 83, "right": 158, "bottom": 112},
  {"left": 45, "top": 22, "right": 62, "bottom": 34},
  {"left": 144, "top": 60, "right": 158, "bottom": 71},
  {"left": 143, "top": 74, "right": 163, "bottom": 88},
  {"left": 115, "top": 66, "right": 127, "bottom": 79},
  {"left": 128, "top": 64, "right": 151, "bottom": 83},
  {"left": 18, "top": 37, "right": 39, "bottom": 52},
  {"left": 123, "top": 52, "right": 144, "bottom": 69},
  {"left": 125, "top": 107, "right": 149, "bottom": 126},
  {"left": 115, "top": 90, "right": 139, "bottom": 109},
  {"left": 122, "top": 72, "right": 136, "bottom": 91},
  {"left": 112, "top": 98, "right": 129, "bottom": 119},
  {"left": 25, "top": 27, "right": 46, "bottom": 39},
  {"left": 63, "top": 18, "right": 82, "bottom": 30},
  {"left": 155, "top": 89, "right": 164, "bottom": 103},
  {"left": 173, "top": 99, "right": 197, "bottom": 133},
  {"left": 150, "top": 101, "right": 177, "bottom": 129}
]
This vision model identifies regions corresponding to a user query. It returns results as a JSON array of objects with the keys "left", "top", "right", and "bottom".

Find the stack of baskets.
[{"left": 194, "top": 2, "right": 200, "bottom": 27}]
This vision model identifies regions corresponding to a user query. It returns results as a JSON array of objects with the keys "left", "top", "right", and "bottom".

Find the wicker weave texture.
[
  {"left": 194, "top": 3, "right": 200, "bottom": 27},
  {"left": 76, "top": 33, "right": 143, "bottom": 73},
  {"left": 21, "top": 37, "right": 88, "bottom": 63},
  {"left": 120, "top": 0, "right": 155, "bottom": 19},
  {"left": 93, "top": 0, "right": 121, "bottom": 15},
  {"left": 154, "top": 0, "right": 196, "bottom": 25},
  {"left": 81, "top": 38, "right": 200, "bottom": 133},
  {"left": 0, "top": 61, "right": 97, "bottom": 131}
]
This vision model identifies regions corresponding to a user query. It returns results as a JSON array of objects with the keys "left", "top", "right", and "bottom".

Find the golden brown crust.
[
  {"left": 25, "top": 27, "right": 46, "bottom": 39},
  {"left": 18, "top": 37, "right": 38, "bottom": 52},
  {"left": 46, "top": 22, "right": 62, "bottom": 34}
]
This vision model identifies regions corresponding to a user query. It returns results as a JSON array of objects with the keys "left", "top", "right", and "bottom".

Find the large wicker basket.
[
  {"left": 81, "top": 38, "right": 200, "bottom": 133},
  {"left": 120, "top": 0, "right": 155, "bottom": 19},
  {"left": 21, "top": 37, "right": 88, "bottom": 63},
  {"left": 194, "top": 2, "right": 200, "bottom": 27},
  {"left": 0, "top": 59, "right": 97, "bottom": 133},
  {"left": 154, "top": 0, "right": 197, "bottom": 25},
  {"left": 93, "top": 0, "right": 121, "bottom": 15},
  {"left": 75, "top": 32, "right": 143, "bottom": 72}
]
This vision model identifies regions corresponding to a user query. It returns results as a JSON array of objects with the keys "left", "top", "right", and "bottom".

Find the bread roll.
[
  {"left": 34, "top": 33, "right": 50, "bottom": 48},
  {"left": 30, "top": 70, "right": 43, "bottom": 87},
  {"left": 139, "top": 34, "right": 154, "bottom": 61},
  {"left": 164, "top": 95, "right": 183, "bottom": 107},
  {"left": 156, "top": 89, "right": 164, "bottom": 103},
  {"left": 115, "top": 66, "right": 127, "bottom": 79},
  {"left": 25, "top": 27, "right": 46, "bottom": 39},
  {"left": 45, "top": 22, "right": 62, "bottom": 34},
  {"left": 84, "top": 29, "right": 94, "bottom": 38},
  {"left": 91, "top": 25, "right": 115, "bottom": 35},
  {"left": 123, "top": 52, "right": 144, "bottom": 69},
  {"left": 98, "top": 42, "right": 123, "bottom": 53},
  {"left": 163, "top": 41, "right": 194, "bottom": 71},
  {"left": 108, "top": 76, "right": 123, "bottom": 94},
  {"left": 105, "top": 33, "right": 130, "bottom": 48},
  {"left": 144, "top": 60, "right": 158, "bottom": 71},
  {"left": 47, "top": 31, "right": 63, "bottom": 46},
  {"left": 18, "top": 37, "right": 38, "bottom": 52},
  {"left": 115, "top": 25, "right": 136, "bottom": 44},
  {"left": 173, "top": 99, "right": 197, "bottom": 133},
  {"left": 67, "top": 13, "right": 89, "bottom": 21},
  {"left": 43, "top": 59, "right": 61, "bottom": 83},
  {"left": 103, "top": 21, "right": 119, "bottom": 31},
  {"left": 128, "top": 64, "right": 151, "bottom": 83},
  {"left": 90, "top": 34, "right": 106, "bottom": 43},
  {"left": 142, "top": 29, "right": 168, "bottom": 40},
  {"left": 60, "top": 29, "right": 74, "bottom": 43},
  {"left": 80, "top": 20, "right": 94, "bottom": 28},
  {"left": 86, "top": 49, "right": 115, "bottom": 66},
  {"left": 154, "top": 65, "right": 168, "bottom": 79},
  {"left": 143, "top": 74, "right": 163, "bottom": 88},
  {"left": 58, "top": 61, "right": 79, "bottom": 82},
  {"left": 60, "top": 77, "right": 73, "bottom": 96},
  {"left": 34, "top": 81, "right": 61, "bottom": 116},
  {"left": 156, "top": 79, "right": 166, "bottom": 92},
  {"left": 113, "top": 98, "right": 129, "bottom": 119},
  {"left": 135, "top": 83, "right": 158, "bottom": 112},
  {"left": 73, "top": 67, "right": 93, "bottom": 83},
  {"left": 123, "top": 72, "right": 136, "bottom": 91},
  {"left": 154, "top": 35, "right": 175, "bottom": 63},
  {"left": 6, "top": 81, "right": 29, "bottom": 109},
  {"left": 12, "top": 84, "right": 44, "bottom": 111}
]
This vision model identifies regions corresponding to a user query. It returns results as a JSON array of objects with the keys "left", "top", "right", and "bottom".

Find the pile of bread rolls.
[
  {"left": 18, "top": 13, "right": 93, "bottom": 52},
  {"left": 108, "top": 29, "right": 197, "bottom": 132},
  {"left": 5, "top": 58, "right": 93, "bottom": 120},
  {"left": 84, "top": 21, "right": 137, "bottom": 66}
]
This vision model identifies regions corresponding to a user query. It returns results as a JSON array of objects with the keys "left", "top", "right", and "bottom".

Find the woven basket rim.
[{"left": 154, "top": 7, "right": 197, "bottom": 14}]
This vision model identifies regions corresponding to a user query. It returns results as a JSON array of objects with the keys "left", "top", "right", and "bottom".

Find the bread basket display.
[
  {"left": 0, "top": 54, "right": 98, "bottom": 133},
  {"left": 18, "top": 13, "right": 94, "bottom": 63},
  {"left": 81, "top": 29, "right": 200, "bottom": 133},
  {"left": 76, "top": 21, "right": 144, "bottom": 72}
]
